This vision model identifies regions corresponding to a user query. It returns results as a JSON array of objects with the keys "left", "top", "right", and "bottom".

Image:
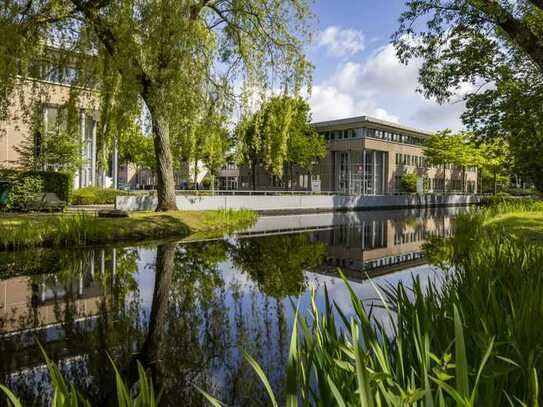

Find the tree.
[
  {"left": 1, "top": 0, "right": 313, "bottom": 210},
  {"left": 118, "top": 121, "right": 155, "bottom": 171},
  {"left": 236, "top": 96, "right": 325, "bottom": 190},
  {"left": 200, "top": 123, "right": 229, "bottom": 191},
  {"left": 14, "top": 105, "right": 82, "bottom": 173},
  {"left": 424, "top": 130, "right": 483, "bottom": 193},
  {"left": 284, "top": 97, "right": 327, "bottom": 190},
  {"left": 395, "top": 0, "right": 543, "bottom": 191},
  {"left": 478, "top": 138, "right": 511, "bottom": 194}
]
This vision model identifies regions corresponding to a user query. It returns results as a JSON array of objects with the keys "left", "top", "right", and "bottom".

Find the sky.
[{"left": 306, "top": 0, "right": 466, "bottom": 131}]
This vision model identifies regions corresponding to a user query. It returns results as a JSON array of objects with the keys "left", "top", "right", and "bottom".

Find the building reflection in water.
[{"left": 313, "top": 211, "right": 452, "bottom": 278}]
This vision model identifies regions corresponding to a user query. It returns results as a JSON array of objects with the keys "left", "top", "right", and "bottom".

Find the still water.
[{"left": 0, "top": 207, "right": 465, "bottom": 405}]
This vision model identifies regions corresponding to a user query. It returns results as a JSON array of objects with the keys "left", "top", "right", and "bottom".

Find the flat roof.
[{"left": 312, "top": 115, "right": 433, "bottom": 137}]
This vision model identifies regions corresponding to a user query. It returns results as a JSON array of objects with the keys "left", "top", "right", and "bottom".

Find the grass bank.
[
  {"left": 483, "top": 199, "right": 543, "bottom": 241},
  {"left": 0, "top": 209, "right": 256, "bottom": 250}
]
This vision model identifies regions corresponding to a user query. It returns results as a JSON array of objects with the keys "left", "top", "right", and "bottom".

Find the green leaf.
[
  {"left": 453, "top": 305, "right": 469, "bottom": 398},
  {"left": 241, "top": 349, "right": 278, "bottom": 407},
  {"left": 0, "top": 384, "right": 23, "bottom": 407}
]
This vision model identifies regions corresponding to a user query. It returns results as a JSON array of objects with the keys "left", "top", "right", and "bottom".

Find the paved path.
[{"left": 65, "top": 204, "right": 114, "bottom": 214}]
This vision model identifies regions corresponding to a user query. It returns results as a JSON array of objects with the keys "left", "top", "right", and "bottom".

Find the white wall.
[{"left": 116, "top": 194, "right": 480, "bottom": 212}]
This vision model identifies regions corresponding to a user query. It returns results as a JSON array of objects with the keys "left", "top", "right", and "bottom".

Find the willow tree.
[{"left": 1, "top": 0, "right": 313, "bottom": 210}]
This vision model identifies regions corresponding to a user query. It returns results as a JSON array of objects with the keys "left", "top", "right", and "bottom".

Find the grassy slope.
[
  {"left": 0, "top": 209, "right": 256, "bottom": 249},
  {"left": 486, "top": 210, "right": 543, "bottom": 242}
]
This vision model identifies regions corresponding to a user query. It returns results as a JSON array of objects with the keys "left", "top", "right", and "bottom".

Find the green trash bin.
[{"left": 0, "top": 181, "right": 11, "bottom": 207}]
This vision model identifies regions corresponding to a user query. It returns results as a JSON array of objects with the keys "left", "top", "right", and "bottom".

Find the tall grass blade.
[
  {"left": 240, "top": 349, "right": 279, "bottom": 407},
  {"left": 453, "top": 305, "right": 469, "bottom": 398}
]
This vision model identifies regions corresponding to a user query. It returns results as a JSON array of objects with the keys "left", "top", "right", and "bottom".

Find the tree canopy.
[
  {"left": 1, "top": 0, "right": 314, "bottom": 209},
  {"left": 395, "top": 0, "right": 543, "bottom": 191},
  {"left": 424, "top": 130, "right": 511, "bottom": 192},
  {"left": 236, "top": 96, "right": 326, "bottom": 189}
]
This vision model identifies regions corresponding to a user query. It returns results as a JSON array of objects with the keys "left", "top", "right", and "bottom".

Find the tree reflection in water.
[{"left": 0, "top": 232, "right": 327, "bottom": 406}]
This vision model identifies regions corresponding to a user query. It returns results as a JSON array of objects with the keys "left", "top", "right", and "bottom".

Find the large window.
[
  {"left": 319, "top": 126, "right": 426, "bottom": 146},
  {"left": 334, "top": 149, "right": 386, "bottom": 195}
]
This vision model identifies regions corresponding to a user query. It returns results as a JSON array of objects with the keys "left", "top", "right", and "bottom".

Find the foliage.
[
  {"left": 395, "top": 0, "right": 543, "bottom": 191},
  {"left": 424, "top": 131, "right": 513, "bottom": 192},
  {"left": 0, "top": 170, "right": 71, "bottom": 210},
  {"left": 117, "top": 122, "right": 155, "bottom": 170},
  {"left": 0, "top": 347, "right": 160, "bottom": 406},
  {"left": 399, "top": 173, "right": 418, "bottom": 193},
  {"left": 236, "top": 96, "right": 326, "bottom": 189},
  {"left": 70, "top": 187, "right": 131, "bottom": 205},
  {"left": 1, "top": 0, "right": 314, "bottom": 210},
  {"left": 424, "top": 130, "right": 482, "bottom": 169},
  {"left": 5, "top": 175, "right": 43, "bottom": 211}
]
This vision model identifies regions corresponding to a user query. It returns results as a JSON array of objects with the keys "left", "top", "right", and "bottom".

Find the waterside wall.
[{"left": 116, "top": 194, "right": 480, "bottom": 213}]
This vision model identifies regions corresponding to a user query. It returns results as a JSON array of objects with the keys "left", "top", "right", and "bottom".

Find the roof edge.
[{"left": 311, "top": 115, "right": 433, "bottom": 137}]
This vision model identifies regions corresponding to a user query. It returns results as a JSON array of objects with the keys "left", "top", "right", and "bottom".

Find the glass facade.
[
  {"left": 334, "top": 150, "right": 386, "bottom": 195},
  {"left": 319, "top": 126, "right": 426, "bottom": 146}
]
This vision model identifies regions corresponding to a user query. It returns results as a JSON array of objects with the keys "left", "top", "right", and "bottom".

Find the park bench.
[{"left": 27, "top": 192, "right": 66, "bottom": 212}]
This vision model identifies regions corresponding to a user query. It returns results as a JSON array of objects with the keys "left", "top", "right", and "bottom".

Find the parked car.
[{"left": 117, "top": 183, "right": 130, "bottom": 191}]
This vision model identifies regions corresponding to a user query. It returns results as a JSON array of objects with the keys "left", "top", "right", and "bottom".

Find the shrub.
[
  {"left": 71, "top": 187, "right": 131, "bottom": 205},
  {"left": 37, "top": 170, "right": 72, "bottom": 202},
  {"left": 399, "top": 173, "right": 418, "bottom": 193},
  {"left": 6, "top": 175, "right": 44, "bottom": 211},
  {"left": 0, "top": 169, "right": 71, "bottom": 207}
]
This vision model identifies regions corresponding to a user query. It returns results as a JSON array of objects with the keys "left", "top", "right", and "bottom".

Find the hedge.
[
  {"left": 70, "top": 187, "right": 132, "bottom": 205},
  {"left": 0, "top": 169, "right": 72, "bottom": 203}
]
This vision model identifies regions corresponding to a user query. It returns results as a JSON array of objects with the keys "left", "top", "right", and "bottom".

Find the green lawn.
[
  {"left": 0, "top": 209, "right": 257, "bottom": 250},
  {"left": 485, "top": 210, "right": 543, "bottom": 242}
]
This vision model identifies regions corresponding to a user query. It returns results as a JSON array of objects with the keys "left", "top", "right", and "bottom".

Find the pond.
[{"left": 0, "top": 207, "right": 467, "bottom": 406}]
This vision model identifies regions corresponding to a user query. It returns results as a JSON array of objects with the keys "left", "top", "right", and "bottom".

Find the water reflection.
[{"left": 0, "top": 208, "right": 463, "bottom": 405}]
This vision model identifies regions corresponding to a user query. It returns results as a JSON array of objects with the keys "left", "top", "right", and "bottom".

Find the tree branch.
[{"left": 471, "top": 0, "right": 543, "bottom": 71}]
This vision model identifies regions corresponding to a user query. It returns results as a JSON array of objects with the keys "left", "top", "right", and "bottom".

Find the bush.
[
  {"left": 399, "top": 173, "right": 418, "bottom": 193},
  {"left": 71, "top": 187, "right": 130, "bottom": 205},
  {"left": 6, "top": 175, "right": 43, "bottom": 210},
  {"left": 505, "top": 187, "right": 540, "bottom": 197},
  {"left": 0, "top": 170, "right": 71, "bottom": 210}
]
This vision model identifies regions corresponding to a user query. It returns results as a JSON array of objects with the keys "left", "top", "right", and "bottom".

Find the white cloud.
[
  {"left": 318, "top": 26, "right": 365, "bottom": 57},
  {"left": 309, "top": 85, "right": 400, "bottom": 123},
  {"left": 309, "top": 42, "right": 467, "bottom": 131}
]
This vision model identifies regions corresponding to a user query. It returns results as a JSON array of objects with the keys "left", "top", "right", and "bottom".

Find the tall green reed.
[
  {"left": 0, "top": 345, "right": 160, "bottom": 406},
  {"left": 200, "top": 203, "right": 543, "bottom": 406}
]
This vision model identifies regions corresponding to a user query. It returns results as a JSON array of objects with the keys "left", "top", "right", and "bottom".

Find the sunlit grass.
[{"left": 0, "top": 210, "right": 257, "bottom": 250}]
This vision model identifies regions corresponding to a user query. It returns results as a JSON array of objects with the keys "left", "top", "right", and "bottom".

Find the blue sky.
[{"left": 306, "top": 0, "right": 465, "bottom": 131}]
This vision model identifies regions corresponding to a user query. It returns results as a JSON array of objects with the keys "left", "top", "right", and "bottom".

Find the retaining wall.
[{"left": 116, "top": 194, "right": 480, "bottom": 212}]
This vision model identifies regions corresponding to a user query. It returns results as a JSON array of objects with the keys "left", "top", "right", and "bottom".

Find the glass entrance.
[{"left": 334, "top": 149, "right": 387, "bottom": 195}]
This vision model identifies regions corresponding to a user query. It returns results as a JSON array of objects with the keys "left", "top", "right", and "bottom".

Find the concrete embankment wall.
[{"left": 116, "top": 194, "right": 480, "bottom": 212}]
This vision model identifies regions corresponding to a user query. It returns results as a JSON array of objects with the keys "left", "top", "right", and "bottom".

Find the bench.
[{"left": 27, "top": 192, "right": 66, "bottom": 212}]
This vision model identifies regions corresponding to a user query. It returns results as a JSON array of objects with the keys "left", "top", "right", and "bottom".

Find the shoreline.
[{"left": 0, "top": 209, "right": 257, "bottom": 251}]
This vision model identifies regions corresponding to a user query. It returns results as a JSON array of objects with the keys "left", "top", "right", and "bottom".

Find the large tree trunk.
[
  {"left": 129, "top": 242, "right": 176, "bottom": 387},
  {"left": 145, "top": 98, "right": 178, "bottom": 211}
]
